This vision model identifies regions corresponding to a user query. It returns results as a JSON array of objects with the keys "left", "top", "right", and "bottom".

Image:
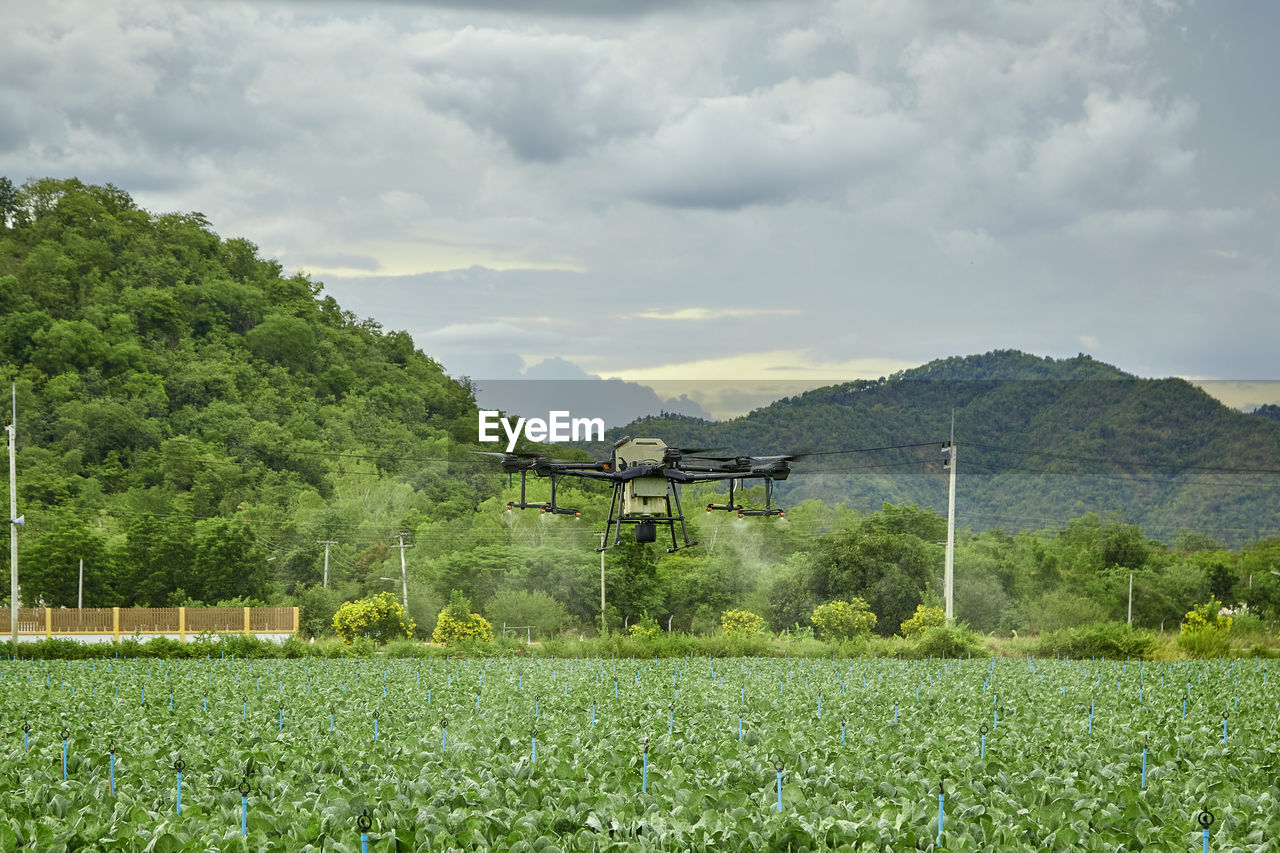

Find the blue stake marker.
[
  {"left": 61, "top": 729, "right": 68, "bottom": 780},
  {"left": 642, "top": 744, "right": 648, "bottom": 793},
  {"left": 937, "top": 779, "right": 945, "bottom": 847},
  {"left": 532, "top": 732, "right": 537, "bottom": 764},
  {"left": 1198, "top": 808, "right": 1214, "bottom": 853},
  {"left": 776, "top": 767, "right": 783, "bottom": 812},
  {"left": 841, "top": 720, "right": 845, "bottom": 747},
  {"left": 109, "top": 744, "right": 116, "bottom": 796},
  {"left": 1141, "top": 742, "right": 1147, "bottom": 789},
  {"left": 358, "top": 810, "right": 372, "bottom": 853},
  {"left": 239, "top": 778, "right": 250, "bottom": 836},
  {"left": 174, "top": 758, "right": 185, "bottom": 815},
  {"left": 739, "top": 715, "right": 743, "bottom": 742}
]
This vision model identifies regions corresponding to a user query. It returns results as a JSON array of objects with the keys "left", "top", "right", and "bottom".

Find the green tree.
[{"left": 20, "top": 515, "right": 113, "bottom": 607}]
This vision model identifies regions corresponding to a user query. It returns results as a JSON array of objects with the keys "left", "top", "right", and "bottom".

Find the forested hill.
[
  {"left": 0, "top": 177, "right": 488, "bottom": 608},
  {"left": 599, "top": 352, "right": 1280, "bottom": 546}
]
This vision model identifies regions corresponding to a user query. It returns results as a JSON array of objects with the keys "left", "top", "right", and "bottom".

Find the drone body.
[{"left": 476, "top": 437, "right": 800, "bottom": 551}]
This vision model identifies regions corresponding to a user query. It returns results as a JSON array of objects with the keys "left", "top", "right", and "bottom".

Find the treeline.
[
  {"left": 1, "top": 178, "right": 1277, "bottom": 648},
  {"left": 596, "top": 353, "right": 1280, "bottom": 548}
]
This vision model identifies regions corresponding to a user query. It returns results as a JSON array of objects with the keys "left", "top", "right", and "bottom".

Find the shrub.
[
  {"left": 900, "top": 604, "right": 946, "bottom": 639},
  {"left": 332, "top": 591, "right": 416, "bottom": 645},
  {"left": 628, "top": 613, "right": 662, "bottom": 640},
  {"left": 721, "top": 609, "right": 764, "bottom": 638},
  {"left": 484, "top": 589, "right": 570, "bottom": 640},
  {"left": 810, "top": 599, "right": 876, "bottom": 641},
  {"left": 1179, "top": 597, "right": 1233, "bottom": 658},
  {"left": 912, "top": 625, "right": 988, "bottom": 659},
  {"left": 1182, "top": 597, "right": 1232, "bottom": 633},
  {"left": 432, "top": 590, "right": 494, "bottom": 645},
  {"left": 1033, "top": 622, "right": 1159, "bottom": 660}
]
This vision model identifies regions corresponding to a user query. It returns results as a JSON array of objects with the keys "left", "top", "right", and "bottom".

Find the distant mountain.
[{"left": 594, "top": 351, "right": 1280, "bottom": 546}]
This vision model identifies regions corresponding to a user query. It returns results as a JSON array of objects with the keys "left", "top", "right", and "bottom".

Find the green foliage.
[
  {"left": 484, "top": 588, "right": 570, "bottom": 640},
  {"left": 1178, "top": 596, "right": 1233, "bottom": 657},
  {"left": 1032, "top": 622, "right": 1160, "bottom": 660},
  {"left": 1178, "top": 625, "right": 1231, "bottom": 658},
  {"left": 628, "top": 613, "right": 662, "bottom": 640},
  {"left": 810, "top": 598, "right": 876, "bottom": 641},
  {"left": 720, "top": 608, "right": 764, "bottom": 638},
  {"left": 295, "top": 584, "right": 344, "bottom": 638},
  {"left": 332, "top": 591, "right": 415, "bottom": 644},
  {"left": 912, "top": 625, "right": 989, "bottom": 659},
  {"left": 1182, "top": 596, "right": 1233, "bottom": 633},
  {"left": 899, "top": 603, "right": 946, "bottom": 638},
  {"left": 432, "top": 589, "right": 494, "bottom": 645}
]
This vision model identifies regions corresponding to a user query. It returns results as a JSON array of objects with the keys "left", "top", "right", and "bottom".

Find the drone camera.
[{"left": 635, "top": 520, "right": 657, "bottom": 543}]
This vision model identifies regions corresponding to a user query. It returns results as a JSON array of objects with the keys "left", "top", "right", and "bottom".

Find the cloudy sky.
[{"left": 3, "top": 0, "right": 1278, "bottom": 413}]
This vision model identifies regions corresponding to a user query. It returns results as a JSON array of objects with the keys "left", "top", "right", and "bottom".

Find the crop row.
[{"left": 1, "top": 655, "right": 1276, "bottom": 851}]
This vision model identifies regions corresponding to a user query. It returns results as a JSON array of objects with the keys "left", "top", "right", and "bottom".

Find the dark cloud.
[{"left": 1, "top": 1, "right": 1275, "bottom": 390}]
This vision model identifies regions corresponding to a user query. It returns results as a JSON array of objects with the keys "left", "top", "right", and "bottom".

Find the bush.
[
  {"left": 1182, "top": 597, "right": 1232, "bottom": 633},
  {"left": 1032, "top": 622, "right": 1159, "bottom": 660},
  {"left": 296, "top": 584, "right": 345, "bottom": 638},
  {"left": 1178, "top": 627, "right": 1231, "bottom": 658},
  {"left": 484, "top": 589, "right": 570, "bottom": 640},
  {"left": 332, "top": 591, "right": 416, "bottom": 645},
  {"left": 1179, "top": 597, "right": 1232, "bottom": 658},
  {"left": 628, "top": 613, "right": 662, "bottom": 640},
  {"left": 721, "top": 609, "right": 764, "bottom": 638},
  {"left": 900, "top": 604, "right": 946, "bottom": 639},
  {"left": 432, "top": 590, "right": 494, "bottom": 645},
  {"left": 810, "top": 599, "right": 876, "bottom": 641},
  {"left": 913, "top": 625, "right": 989, "bottom": 659}
]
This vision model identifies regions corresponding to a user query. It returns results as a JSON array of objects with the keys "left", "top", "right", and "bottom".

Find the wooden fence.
[{"left": 12, "top": 607, "right": 299, "bottom": 641}]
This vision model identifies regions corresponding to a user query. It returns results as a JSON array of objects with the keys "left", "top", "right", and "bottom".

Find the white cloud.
[{"left": 2, "top": 0, "right": 1276, "bottom": 384}]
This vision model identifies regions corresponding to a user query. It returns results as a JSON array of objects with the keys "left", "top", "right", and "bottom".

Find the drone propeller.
[{"left": 687, "top": 450, "right": 808, "bottom": 463}]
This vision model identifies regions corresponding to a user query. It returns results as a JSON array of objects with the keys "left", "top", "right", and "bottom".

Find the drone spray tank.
[{"left": 612, "top": 437, "right": 669, "bottom": 542}]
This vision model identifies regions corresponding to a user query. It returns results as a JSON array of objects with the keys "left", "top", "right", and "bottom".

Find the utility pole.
[
  {"left": 942, "top": 411, "right": 956, "bottom": 626},
  {"left": 1127, "top": 572, "right": 1133, "bottom": 627},
  {"left": 390, "top": 534, "right": 411, "bottom": 611},
  {"left": 9, "top": 384, "right": 19, "bottom": 649},
  {"left": 597, "top": 531, "right": 607, "bottom": 635},
  {"left": 317, "top": 540, "right": 337, "bottom": 588},
  {"left": 78, "top": 558, "right": 84, "bottom": 609}
]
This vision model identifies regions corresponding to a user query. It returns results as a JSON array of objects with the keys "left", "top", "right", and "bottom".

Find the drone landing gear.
[
  {"left": 597, "top": 481, "right": 697, "bottom": 553},
  {"left": 506, "top": 470, "right": 579, "bottom": 516},
  {"left": 719, "top": 478, "right": 786, "bottom": 518},
  {"left": 706, "top": 479, "right": 744, "bottom": 514}
]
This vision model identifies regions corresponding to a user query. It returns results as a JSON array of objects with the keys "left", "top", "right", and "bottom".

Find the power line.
[{"left": 967, "top": 440, "right": 1280, "bottom": 476}]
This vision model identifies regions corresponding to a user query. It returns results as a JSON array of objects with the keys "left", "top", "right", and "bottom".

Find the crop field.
[{"left": 1, "top": 654, "right": 1277, "bottom": 852}]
